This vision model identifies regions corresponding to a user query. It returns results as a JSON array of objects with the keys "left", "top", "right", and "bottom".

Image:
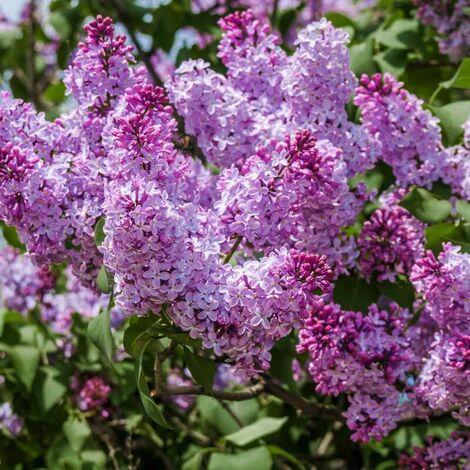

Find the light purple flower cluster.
[
  {"left": 0, "top": 247, "right": 108, "bottom": 355},
  {"left": 398, "top": 432, "right": 470, "bottom": 469},
  {"left": 166, "top": 369, "right": 196, "bottom": 410},
  {"left": 0, "top": 15, "right": 145, "bottom": 287},
  {"left": 415, "top": 0, "right": 470, "bottom": 62},
  {"left": 0, "top": 402, "right": 23, "bottom": 436},
  {"left": 297, "top": 301, "right": 422, "bottom": 442},
  {"left": 358, "top": 197, "right": 425, "bottom": 282},
  {"left": 73, "top": 376, "right": 112, "bottom": 418},
  {"left": 97, "top": 58, "right": 332, "bottom": 375},
  {"left": 0, "top": 246, "right": 55, "bottom": 313},
  {"left": 411, "top": 244, "right": 470, "bottom": 424},
  {"left": 168, "top": 14, "right": 377, "bottom": 176},
  {"left": 355, "top": 73, "right": 445, "bottom": 187},
  {"left": 445, "top": 117, "right": 470, "bottom": 200}
]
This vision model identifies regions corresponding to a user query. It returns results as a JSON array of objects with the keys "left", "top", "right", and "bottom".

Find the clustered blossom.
[
  {"left": 166, "top": 369, "right": 196, "bottom": 410},
  {"left": 0, "top": 246, "right": 55, "bottom": 313},
  {"left": 411, "top": 244, "right": 470, "bottom": 424},
  {"left": 96, "top": 34, "right": 332, "bottom": 375},
  {"left": 73, "top": 376, "right": 112, "bottom": 418},
  {"left": 354, "top": 73, "right": 445, "bottom": 187},
  {"left": 0, "top": 247, "right": 109, "bottom": 354},
  {"left": 297, "top": 301, "right": 422, "bottom": 441},
  {"left": 358, "top": 197, "right": 425, "bottom": 282},
  {"left": 415, "top": 0, "right": 470, "bottom": 62},
  {"left": 398, "top": 432, "right": 470, "bottom": 469},
  {"left": 445, "top": 117, "right": 470, "bottom": 200},
  {"left": 0, "top": 402, "right": 23, "bottom": 436},
  {"left": 169, "top": 14, "right": 376, "bottom": 176}
]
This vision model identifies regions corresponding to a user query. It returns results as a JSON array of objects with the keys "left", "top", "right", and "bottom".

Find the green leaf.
[
  {"left": 123, "top": 315, "right": 160, "bottom": 357},
  {"left": 430, "top": 101, "right": 470, "bottom": 145},
  {"left": 375, "top": 19, "right": 421, "bottom": 50},
  {"left": 269, "top": 335, "right": 298, "bottom": 393},
  {"left": 197, "top": 397, "right": 259, "bottom": 435},
  {"left": 441, "top": 58, "right": 470, "bottom": 89},
  {"left": 135, "top": 340, "right": 171, "bottom": 429},
  {"left": 184, "top": 347, "right": 215, "bottom": 392},
  {"left": 224, "top": 417, "right": 287, "bottom": 447},
  {"left": 374, "top": 49, "right": 407, "bottom": 78},
  {"left": 325, "top": 12, "right": 356, "bottom": 28},
  {"left": 266, "top": 445, "right": 306, "bottom": 470},
  {"left": 8, "top": 345, "right": 40, "bottom": 391},
  {"left": 94, "top": 217, "right": 106, "bottom": 247},
  {"left": 399, "top": 188, "right": 452, "bottom": 224},
  {"left": 87, "top": 306, "right": 114, "bottom": 362},
  {"left": 377, "top": 278, "right": 415, "bottom": 308},
  {"left": 0, "top": 309, "right": 6, "bottom": 338},
  {"left": 96, "top": 264, "right": 112, "bottom": 294},
  {"left": 208, "top": 447, "right": 272, "bottom": 470},
  {"left": 63, "top": 417, "right": 91, "bottom": 453},
  {"left": 350, "top": 38, "right": 377, "bottom": 76},
  {"left": 81, "top": 449, "right": 107, "bottom": 469},
  {"left": 43, "top": 82, "right": 66, "bottom": 104},
  {"left": 33, "top": 366, "right": 67, "bottom": 412},
  {"left": 49, "top": 12, "right": 71, "bottom": 38},
  {"left": 457, "top": 200, "right": 470, "bottom": 222},
  {"left": 333, "top": 274, "right": 380, "bottom": 313},
  {"left": 425, "top": 223, "right": 469, "bottom": 255}
]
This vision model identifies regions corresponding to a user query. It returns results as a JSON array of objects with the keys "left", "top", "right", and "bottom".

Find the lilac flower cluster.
[
  {"left": 0, "top": 402, "right": 23, "bottom": 436},
  {"left": 73, "top": 376, "right": 112, "bottom": 418},
  {"left": 0, "top": 246, "right": 55, "bottom": 313},
  {"left": 169, "top": 13, "right": 376, "bottom": 176},
  {"left": 358, "top": 197, "right": 425, "bottom": 282},
  {"left": 355, "top": 73, "right": 445, "bottom": 187},
  {"left": 411, "top": 244, "right": 470, "bottom": 424},
  {"left": 415, "top": 0, "right": 470, "bottom": 62},
  {"left": 97, "top": 53, "right": 332, "bottom": 374},
  {"left": 297, "top": 301, "right": 422, "bottom": 441},
  {"left": 0, "top": 247, "right": 109, "bottom": 354},
  {"left": 398, "top": 432, "right": 470, "bottom": 469}
]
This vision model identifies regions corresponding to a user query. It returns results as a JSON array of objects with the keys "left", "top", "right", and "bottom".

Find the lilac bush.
[{"left": 0, "top": 0, "right": 469, "bottom": 468}]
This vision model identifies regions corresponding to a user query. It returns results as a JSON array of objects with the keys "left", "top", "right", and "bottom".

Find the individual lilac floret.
[
  {"left": 398, "top": 432, "right": 470, "bottom": 469},
  {"left": 74, "top": 376, "right": 112, "bottom": 418},
  {"left": 355, "top": 73, "right": 445, "bottom": 187},
  {"left": 297, "top": 301, "right": 422, "bottom": 441},
  {"left": 0, "top": 402, "right": 23, "bottom": 436},
  {"left": 415, "top": 0, "right": 470, "bottom": 62},
  {"left": 358, "top": 206, "right": 425, "bottom": 282}
]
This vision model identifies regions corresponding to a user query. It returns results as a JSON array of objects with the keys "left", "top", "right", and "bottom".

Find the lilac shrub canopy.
[{"left": 0, "top": 0, "right": 469, "bottom": 468}]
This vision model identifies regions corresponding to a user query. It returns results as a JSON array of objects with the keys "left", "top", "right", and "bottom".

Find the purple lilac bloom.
[
  {"left": 0, "top": 402, "right": 23, "bottom": 436},
  {"left": 399, "top": 432, "right": 470, "bottom": 469},
  {"left": 415, "top": 0, "right": 470, "bottom": 62}
]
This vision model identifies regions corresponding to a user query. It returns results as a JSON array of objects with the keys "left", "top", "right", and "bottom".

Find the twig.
[
  {"left": 224, "top": 235, "right": 243, "bottom": 264},
  {"left": 101, "top": 434, "right": 121, "bottom": 470},
  {"left": 155, "top": 382, "right": 265, "bottom": 401},
  {"left": 264, "top": 378, "right": 342, "bottom": 421},
  {"left": 217, "top": 399, "right": 244, "bottom": 427}
]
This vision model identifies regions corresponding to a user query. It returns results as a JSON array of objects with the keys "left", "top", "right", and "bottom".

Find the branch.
[
  {"left": 154, "top": 382, "right": 265, "bottom": 401},
  {"left": 224, "top": 235, "right": 243, "bottom": 264},
  {"left": 264, "top": 379, "right": 343, "bottom": 421}
]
